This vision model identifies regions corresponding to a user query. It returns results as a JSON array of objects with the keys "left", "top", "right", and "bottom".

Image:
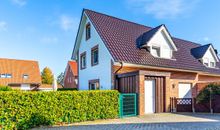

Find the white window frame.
[{"left": 151, "top": 46, "right": 161, "bottom": 57}]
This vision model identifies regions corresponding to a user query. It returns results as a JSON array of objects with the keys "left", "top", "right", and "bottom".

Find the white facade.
[
  {"left": 202, "top": 47, "right": 218, "bottom": 68},
  {"left": 76, "top": 14, "right": 113, "bottom": 90},
  {"left": 21, "top": 84, "right": 31, "bottom": 91},
  {"left": 148, "top": 26, "right": 177, "bottom": 59}
]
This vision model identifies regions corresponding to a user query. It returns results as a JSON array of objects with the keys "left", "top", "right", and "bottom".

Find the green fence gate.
[{"left": 119, "top": 93, "right": 137, "bottom": 118}]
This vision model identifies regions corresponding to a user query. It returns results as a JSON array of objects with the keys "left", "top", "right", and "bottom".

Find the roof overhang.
[{"left": 114, "top": 61, "right": 220, "bottom": 77}]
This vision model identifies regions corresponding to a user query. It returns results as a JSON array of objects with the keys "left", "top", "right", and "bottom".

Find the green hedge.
[
  {"left": 196, "top": 83, "right": 220, "bottom": 103},
  {"left": 57, "top": 88, "right": 78, "bottom": 91},
  {"left": 0, "top": 90, "right": 119, "bottom": 130},
  {"left": 0, "top": 86, "right": 12, "bottom": 91}
]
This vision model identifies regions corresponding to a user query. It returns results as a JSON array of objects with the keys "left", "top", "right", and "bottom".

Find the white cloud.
[
  {"left": 11, "top": 0, "right": 26, "bottom": 7},
  {"left": 60, "top": 15, "right": 79, "bottom": 32},
  {"left": 41, "top": 37, "right": 58, "bottom": 44},
  {"left": 126, "top": 0, "right": 200, "bottom": 19},
  {"left": 0, "top": 21, "right": 7, "bottom": 31},
  {"left": 203, "top": 37, "right": 210, "bottom": 42}
]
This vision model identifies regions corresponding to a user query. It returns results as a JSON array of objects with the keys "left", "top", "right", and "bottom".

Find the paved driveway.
[{"left": 36, "top": 113, "right": 220, "bottom": 130}]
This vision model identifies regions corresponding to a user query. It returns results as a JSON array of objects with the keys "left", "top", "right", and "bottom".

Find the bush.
[
  {"left": 0, "top": 86, "right": 12, "bottom": 91},
  {"left": 0, "top": 90, "right": 119, "bottom": 130},
  {"left": 196, "top": 83, "right": 220, "bottom": 103},
  {"left": 57, "top": 88, "right": 78, "bottom": 91}
]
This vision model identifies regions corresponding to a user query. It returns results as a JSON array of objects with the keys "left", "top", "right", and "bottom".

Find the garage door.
[{"left": 178, "top": 83, "right": 192, "bottom": 98}]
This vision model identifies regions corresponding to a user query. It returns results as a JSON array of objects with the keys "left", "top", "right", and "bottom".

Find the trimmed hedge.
[
  {"left": 0, "top": 86, "right": 12, "bottom": 91},
  {"left": 196, "top": 83, "right": 220, "bottom": 103},
  {"left": 0, "top": 90, "right": 119, "bottom": 130},
  {"left": 57, "top": 88, "right": 78, "bottom": 91}
]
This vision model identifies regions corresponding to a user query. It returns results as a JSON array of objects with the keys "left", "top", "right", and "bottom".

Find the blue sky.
[{"left": 0, "top": 0, "right": 220, "bottom": 76}]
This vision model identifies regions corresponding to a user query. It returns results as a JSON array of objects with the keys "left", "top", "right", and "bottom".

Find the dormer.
[
  {"left": 191, "top": 44, "right": 219, "bottom": 68},
  {"left": 137, "top": 24, "right": 177, "bottom": 59}
]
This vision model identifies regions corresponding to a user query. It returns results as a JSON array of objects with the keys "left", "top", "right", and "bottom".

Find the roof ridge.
[
  {"left": 84, "top": 9, "right": 152, "bottom": 29},
  {"left": 0, "top": 58, "right": 38, "bottom": 62}
]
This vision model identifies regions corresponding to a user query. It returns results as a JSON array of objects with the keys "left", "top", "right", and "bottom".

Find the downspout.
[{"left": 114, "top": 61, "right": 123, "bottom": 90}]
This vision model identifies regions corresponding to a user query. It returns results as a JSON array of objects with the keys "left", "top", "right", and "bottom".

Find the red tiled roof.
[
  {"left": 0, "top": 58, "right": 41, "bottom": 85},
  {"left": 84, "top": 9, "right": 220, "bottom": 75},
  {"left": 68, "top": 61, "right": 78, "bottom": 76}
]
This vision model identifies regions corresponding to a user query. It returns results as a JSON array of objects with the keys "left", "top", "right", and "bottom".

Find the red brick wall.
[{"left": 64, "top": 66, "right": 78, "bottom": 88}]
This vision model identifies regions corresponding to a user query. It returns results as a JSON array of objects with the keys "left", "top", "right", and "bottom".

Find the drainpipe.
[{"left": 114, "top": 62, "right": 123, "bottom": 90}]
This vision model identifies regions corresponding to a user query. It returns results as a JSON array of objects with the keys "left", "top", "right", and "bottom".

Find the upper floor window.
[
  {"left": 91, "top": 45, "right": 99, "bottom": 66},
  {"left": 23, "top": 74, "right": 29, "bottom": 79},
  {"left": 86, "top": 23, "right": 91, "bottom": 40},
  {"left": 80, "top": 52, "right": 86, "bottom": 69},
  {"left": 151, "top": 46, "right": 160, "bottom": 57},
  {"left": 203, "top": 58, "right": 216, "bottom": 68}
]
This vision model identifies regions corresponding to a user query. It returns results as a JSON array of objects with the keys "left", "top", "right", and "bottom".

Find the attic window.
[
  {"left": 151, "top": 46, "right": 160, "bottom": 57},
  {"left": 210, "top": 62, "right": 216, "bottom": 68},
  {"left": 23, "top": 74, "right": 29, "bottom": 79},
  {"left": 0, "top": 74, "right": 12, "bottom": 78},
  {"left": 86, "top": 23, "right": 91, "bottom": 40}
]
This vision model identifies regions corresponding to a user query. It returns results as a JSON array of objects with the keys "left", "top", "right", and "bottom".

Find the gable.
[
  {"left": 149, "top": 26, "right": 177, "bottom": 50},
  {"left": 72, "top": 10, "right": 113, "bottom": 61},
  {"left": 202, "top": 46, "right": 219, "bottom": 62}
]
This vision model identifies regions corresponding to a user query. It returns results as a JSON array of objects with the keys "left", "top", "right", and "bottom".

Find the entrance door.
[{"left": 144, "top": 80, "right": 155, "bottom": 114}]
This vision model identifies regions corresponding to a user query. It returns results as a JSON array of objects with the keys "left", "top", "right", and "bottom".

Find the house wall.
[
  {"left": 114, "top": 65, "right": 220, "bottom": 115},
  {"left": 64, "top": 65, "right": 78, "bottom": 88},
  {"left": 78, "top": 15, "right": 113, "bottom": 90}
]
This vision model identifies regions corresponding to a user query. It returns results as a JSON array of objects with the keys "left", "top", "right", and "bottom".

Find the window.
[
  {"left": 210, "top": 62, "right": 215, "bottom": 68},
  {"left": 89, "top": 79, "right": 100, "bottom": 90},
  {"left": 80, "top": 52, "right": 86, "bottom": 69},
  {"left": 6, "top": 74, "right": 12, "bottom": 78},
  {"left": 151, "top": 46, "right": 160, "bottom": 57},
  {"left": 0, "top": 74, "right": 6, "bottom": 78},
  {"left": 23, "top": 74, "right": 29, "bottom": 79},
  {"left": 0, "top": 74, "right": 12, "bottom": 78},
  {"left": 86, "top": 23, "right": 91, "bottom": 40},
  {"left": 91, "top": 45, "right": 99, "bottom": 66},
  {"left": 204, "top": 62, "right": 209, "bottom": 67}
]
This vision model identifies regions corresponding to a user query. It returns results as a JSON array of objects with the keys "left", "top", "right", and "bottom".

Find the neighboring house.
[
  {"left": 38, "top": 84, "right": 62, "bottom": 91},
  {"left": 0, "top": 58, "right": 41, "bottom": 90},
  {"left": 72, "top": 9, "right": 220, "bottom": 115},
  {"left": 64, "top": 61, "right": 78, "bottom": 89}
]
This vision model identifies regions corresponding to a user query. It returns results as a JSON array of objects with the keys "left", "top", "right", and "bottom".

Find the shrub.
[
  {"left": 0, "top": 90, "right": 119, "bottom": 130},
  {"left": 57, "top": 88, "right": 78, "bottom": 91},
  {"left": 196, "top": 83, "right": 220, "bottom": 103},
  {"left": 0, "top": 86, "right": 12, "bottom": 91}
]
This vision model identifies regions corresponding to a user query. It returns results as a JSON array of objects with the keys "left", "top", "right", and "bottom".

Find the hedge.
[
  {"left": 57, "top": 88, "right": 78, "bottom": 91},
  {"left": 0, "top": 86, "right": 12, "bottom": 91},
  {"left": 0, "top": 90, "right": 119, "bottom": 130}
]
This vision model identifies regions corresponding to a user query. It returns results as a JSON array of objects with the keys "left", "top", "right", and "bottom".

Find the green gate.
[{"left": 119, "top": 93, "right": 137, "bottom": 118}]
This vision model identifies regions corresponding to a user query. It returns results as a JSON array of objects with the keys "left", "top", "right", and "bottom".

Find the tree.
[
  {"left": 41, "top": 67, "right": 54, "bottom": 85},
  {"left": 57, "top": 72, "right": 64, "bottom": 87}
]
